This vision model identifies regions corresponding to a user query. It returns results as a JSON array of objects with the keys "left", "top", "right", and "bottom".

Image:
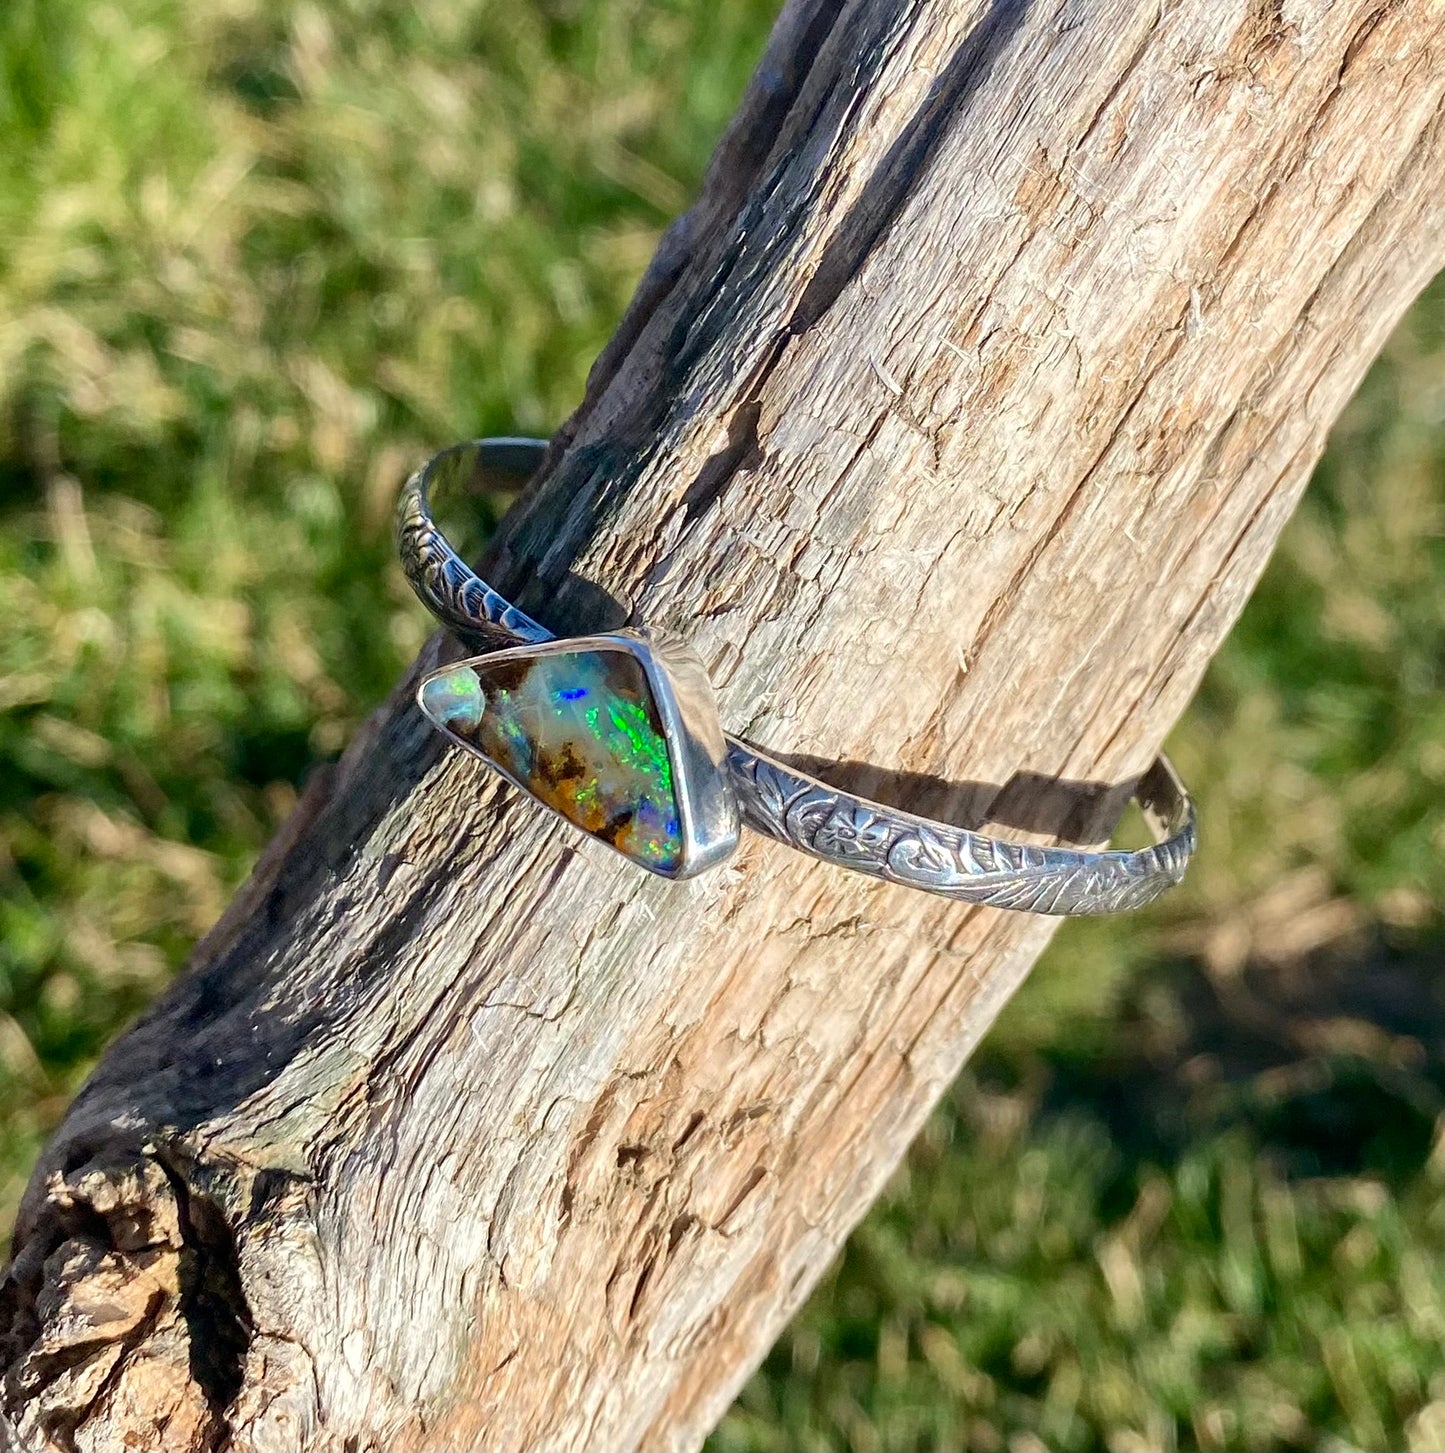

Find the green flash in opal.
[
  {"left": 419, "top": 666, "right": 484, "bottom": 730},
  {"left": 418, "top": 646, "right": 684, "bottom": 872}
]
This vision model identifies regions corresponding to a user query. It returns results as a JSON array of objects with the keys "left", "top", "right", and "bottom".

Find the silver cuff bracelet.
[{"left": 397, "top": 439, "right": 1196, "bottom": 914}]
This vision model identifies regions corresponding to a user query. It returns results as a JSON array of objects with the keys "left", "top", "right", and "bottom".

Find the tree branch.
[{"left": 4, "top": 0, "right": 1444, "bottom": 1448}]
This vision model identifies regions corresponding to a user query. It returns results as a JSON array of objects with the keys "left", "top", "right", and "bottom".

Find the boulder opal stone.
[{"left": 419, "top": 646, "right": 683, "bottom": 872}]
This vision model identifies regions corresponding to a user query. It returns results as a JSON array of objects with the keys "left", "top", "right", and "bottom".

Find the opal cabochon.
[{"left": 419, "top": 642, "right": 689, "bottom": 872}]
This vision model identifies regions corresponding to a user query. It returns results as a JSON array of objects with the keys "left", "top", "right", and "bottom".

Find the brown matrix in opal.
[{"left": 420, "top": 646, "right": 683, "bottom": 871}]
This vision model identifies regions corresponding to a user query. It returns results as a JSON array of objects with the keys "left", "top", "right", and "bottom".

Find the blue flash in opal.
[{"left": 417, "top": 646, "right": 683, "bottom": 872}]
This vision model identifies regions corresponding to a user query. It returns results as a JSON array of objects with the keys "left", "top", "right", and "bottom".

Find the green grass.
[{"left": 1, "top": 3, "right": 1442, "bottom": 1449}]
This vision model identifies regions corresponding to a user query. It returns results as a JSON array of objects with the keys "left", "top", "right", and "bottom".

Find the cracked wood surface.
[{"left": 4, "top": 0, "right": 1445, "bottom": 1448}]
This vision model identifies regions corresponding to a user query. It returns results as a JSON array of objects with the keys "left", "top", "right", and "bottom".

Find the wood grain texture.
[{"left": 4, "top": 0, "right": 1445, "bottom": 1448}]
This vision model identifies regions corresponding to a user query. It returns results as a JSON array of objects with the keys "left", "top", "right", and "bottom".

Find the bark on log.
[{"left": 4, "top": 0, "right": 1445, "bottom": 1448}]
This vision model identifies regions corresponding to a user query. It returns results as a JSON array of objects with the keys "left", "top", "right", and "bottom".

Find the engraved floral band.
[{"left": 397, "top": 439, "right": 1197, "bottom": 914}]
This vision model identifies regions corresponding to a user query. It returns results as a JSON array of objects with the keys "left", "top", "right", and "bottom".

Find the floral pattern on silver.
[
  {"left": 728, "top": 744, "right": 1195, "bottom": 916},
  {"left": 811, "top": 805, "right": 892, "bottom": 860},
  {"left": 399, "top": 437, "right": 1198, "bottom": 916}
]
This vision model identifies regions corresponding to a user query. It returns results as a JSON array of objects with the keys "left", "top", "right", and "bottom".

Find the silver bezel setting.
[{"left": 417, "top": 629, "right": 739, "bottom": 881}]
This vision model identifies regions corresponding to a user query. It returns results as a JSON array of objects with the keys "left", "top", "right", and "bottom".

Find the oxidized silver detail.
[
  {"left": 397, "top": 439, "right": 555, "bottom": 648},
  {"left": 729, "top": 745, "right": 1194, "bottom": 915},
  {"left": 399, "top": 438, "right": 1198, "bottom": 915}
]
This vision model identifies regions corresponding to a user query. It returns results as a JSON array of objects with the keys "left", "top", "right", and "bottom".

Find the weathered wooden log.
[{"left": 4, "top": 0, "right": 1443, "bottom": 1448}]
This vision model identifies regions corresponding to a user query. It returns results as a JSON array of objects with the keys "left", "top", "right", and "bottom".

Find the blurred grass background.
[{"left": 1, "top": 1, "right": 1443, "bottom": 1449}]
